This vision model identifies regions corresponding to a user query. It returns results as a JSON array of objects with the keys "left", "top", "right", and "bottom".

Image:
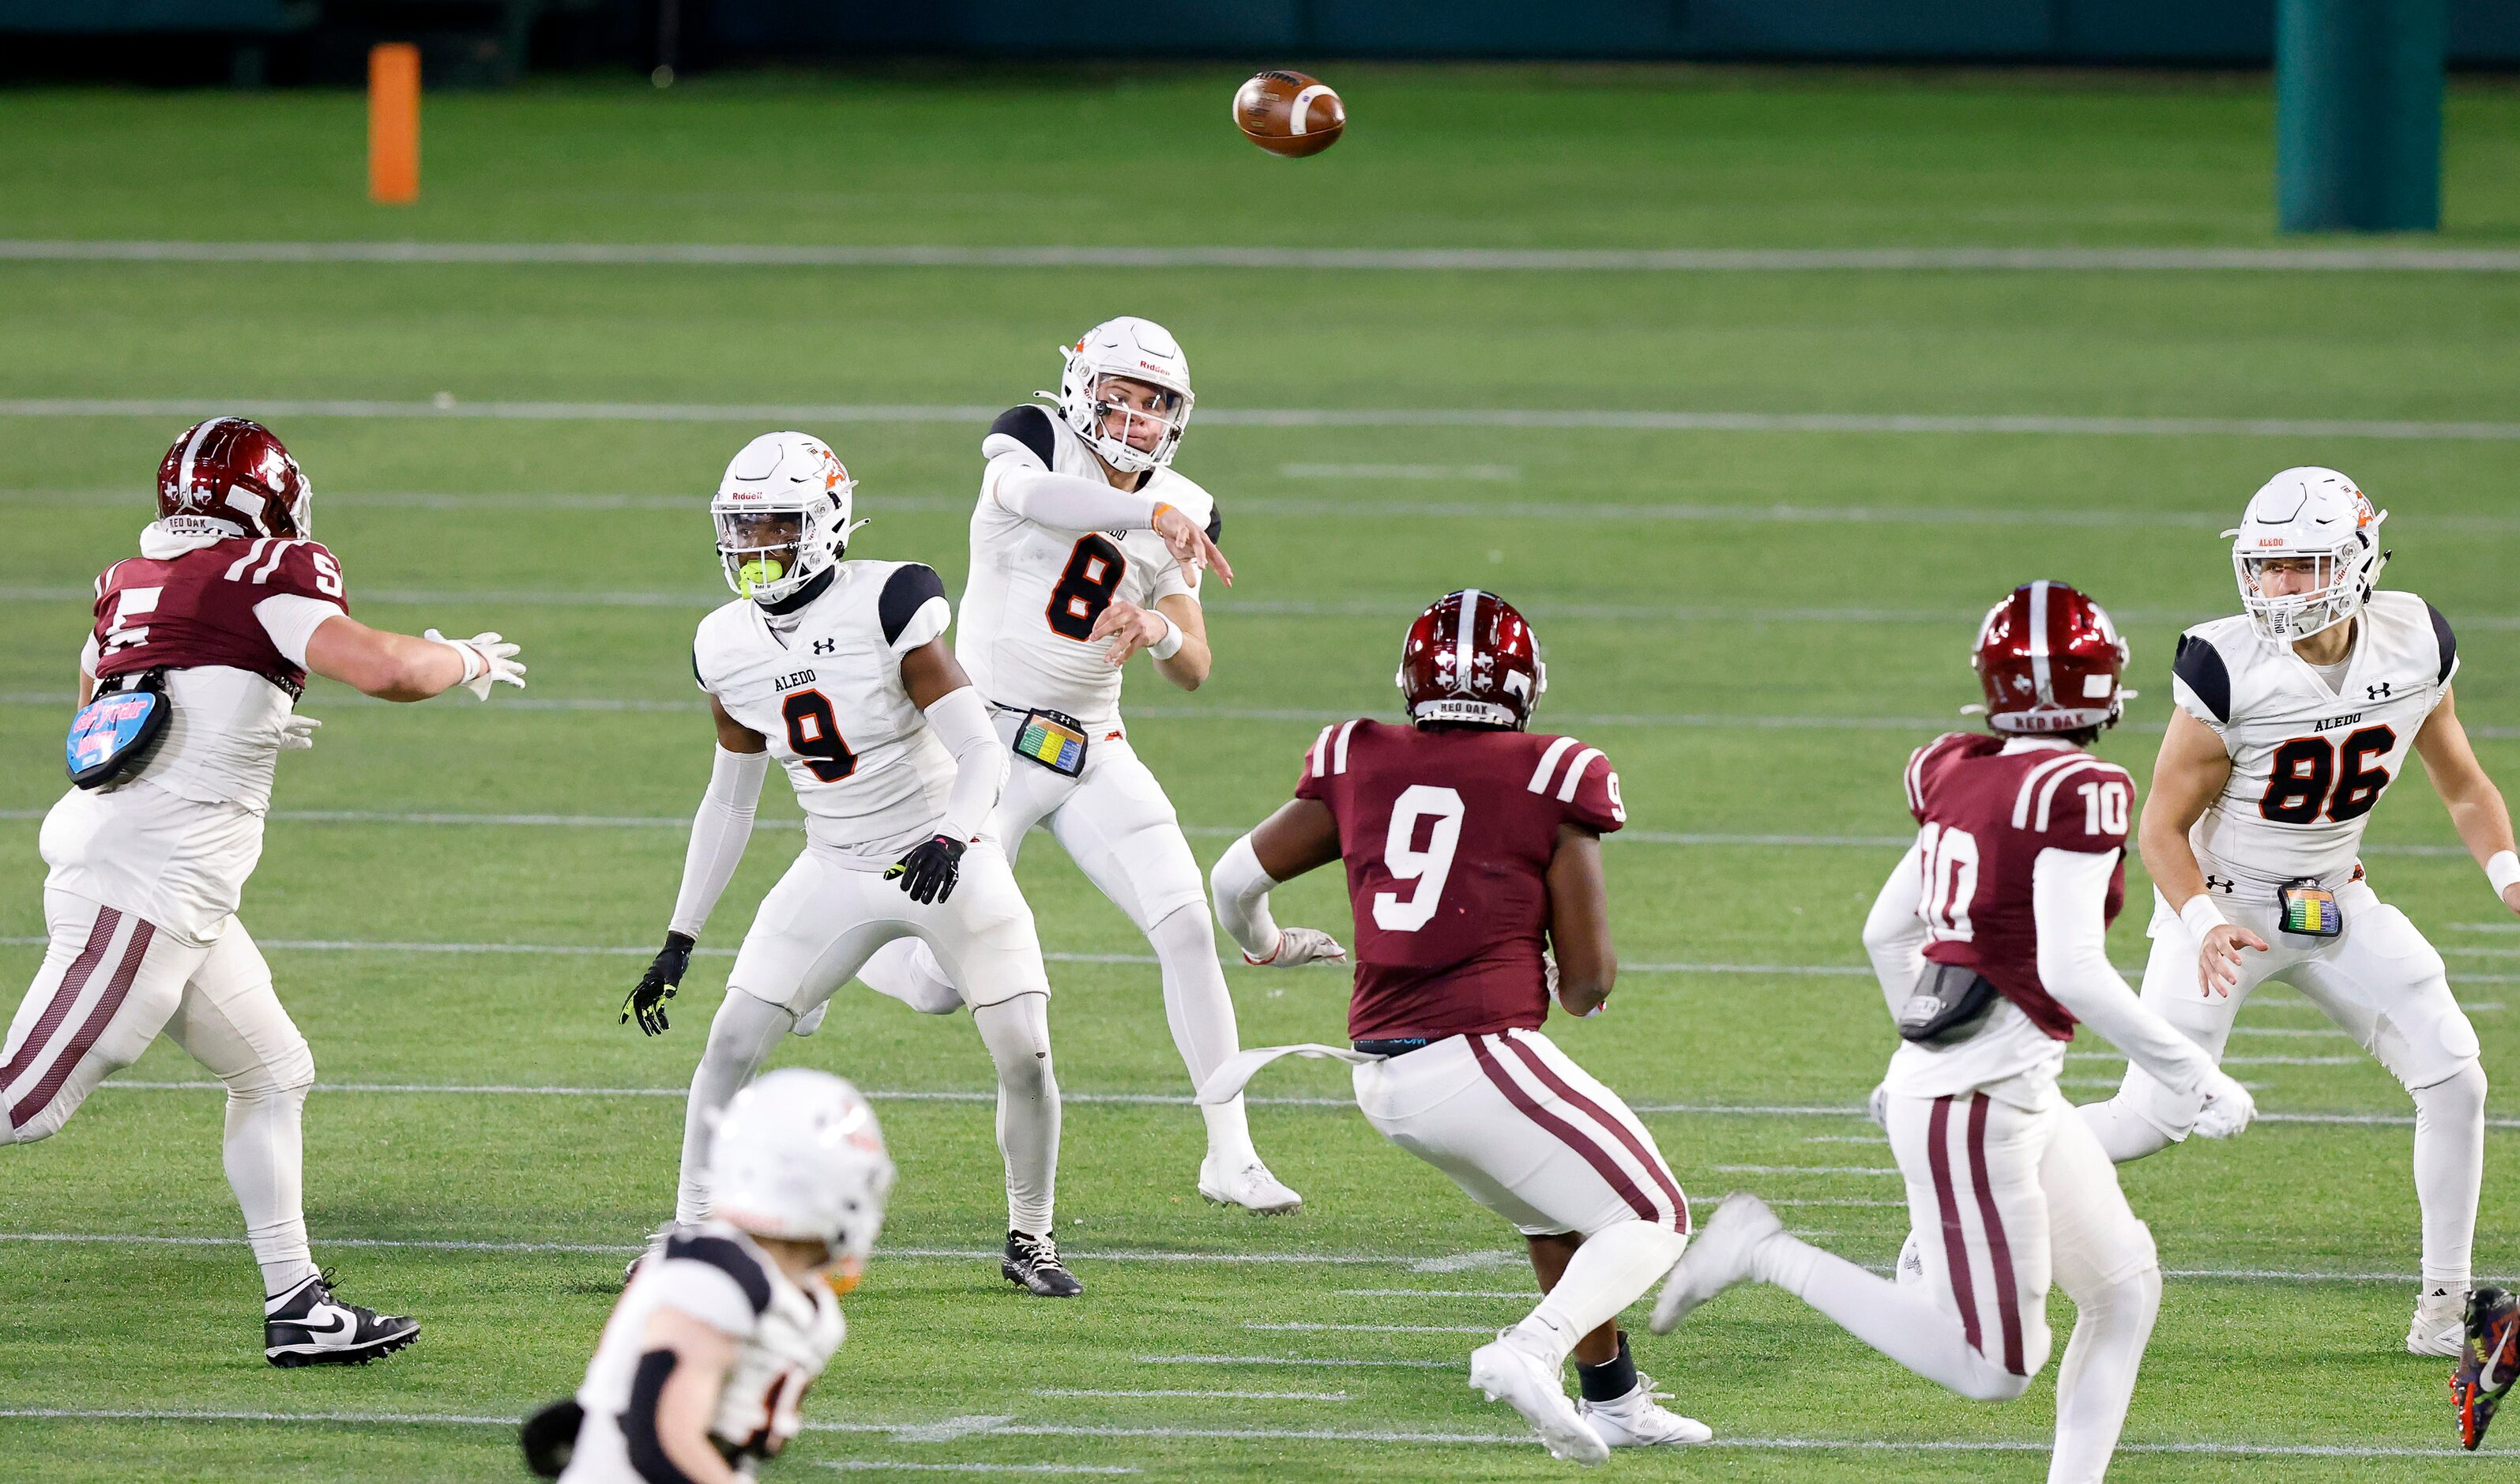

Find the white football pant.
[
  {"left": 1761, "top": 1087, "right": 2160, "bottom": 1484},
  {"left": 678, "top": 841, "right": 1061, "bottom": 1234},
  {"left": 2, "top": 887, "right": 319, "bottom": 1295},
  {"left": 1356, "top": 1030, "right": 1691, "bottom": 1366},
  {"left": 859, "top": 717, "right": 1259, "bottom": 1166},
  {"left": 2080, "top": 883, "right": 2484, "bottom": 1298}
]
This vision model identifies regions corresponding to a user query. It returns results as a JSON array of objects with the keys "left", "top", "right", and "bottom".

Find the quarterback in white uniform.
[
  {"left": 857, "top": 316, "right": 1334, "bottom": 1215},
  {"left": 2079, "top": 468, "right": 2516, "bottom": 1356},
  {"left": 622, "top": 431, "right": 1080, "bottom": 1299},
  {"left": 525, "top": 1068, "right": 893, "bottom": 1483}
]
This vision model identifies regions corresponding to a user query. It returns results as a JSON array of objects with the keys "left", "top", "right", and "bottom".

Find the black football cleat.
[
  {"left": 2454, "top": 1286, "right": 2519, "bottom": 1450},
  {"left": 1002, "top": 1229, "right": 1083, "bottom": 1298},
  {"left": 264, "top": 1271, "right": 419, "bottom": 1368}
]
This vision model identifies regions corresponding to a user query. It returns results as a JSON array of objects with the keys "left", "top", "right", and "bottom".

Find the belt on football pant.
[{"left": 1351, "top": 1038, "right": 1433, "bottom": 1058}]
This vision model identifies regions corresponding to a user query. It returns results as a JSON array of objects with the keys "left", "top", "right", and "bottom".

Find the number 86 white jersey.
[
  {"left": 691, "top": 559, "right": 958, "bottom": 866},
  {"left": 2170, "top": 590, "right": 2457, "bottom": 902}
]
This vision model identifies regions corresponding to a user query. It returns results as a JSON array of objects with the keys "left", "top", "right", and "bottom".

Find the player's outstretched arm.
[
  {"left": 884, "top": 639, "right": 1004, "bottom": 906},
  {"left": 1089, "top": 593, "right": 1211, "bottom": 688},
  {"left": 2142, "top": 708, "right": 2266, "bottom": 995},
  {"left": 303, "top": 615, "right": 525, "bottom": 702},
  {"left": 2033, "top": 847, "right": 2255, "bottom": 1137},
  {"left": 622, "top": 1305, "right": 747, "bottom": 1484},
  {"left": 988, "top": 458, "right": 1232, "bottom": 587},
  {"left": 2413, "top": 686, "right": 2520, "bottom": 916},
  {"left": 1545, "top": 823, "right": 1615, "bottom": 1017},
  {"left": 1861, "top": 840, "right": 1929, "bottom": 1022},
  {"left": 1213, "top": 799, "right": 1347, "bottom": 966},
  {"left": 626, "top": 698, "right": 770, "bottom": 1036}
]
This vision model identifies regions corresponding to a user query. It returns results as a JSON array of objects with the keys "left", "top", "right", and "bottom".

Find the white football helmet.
[
  {"left": 1052, "top": 316, "right": 1194, "bottom": 476},
  {"left": 2225, "top": 466, "right": 2389, "bottom": 643},
  {"left": 712, "top": 431, "right": 867, "bottom": 606},
  {"left": 709, "top": 1068, "right": 894, "bottom": 1267}
]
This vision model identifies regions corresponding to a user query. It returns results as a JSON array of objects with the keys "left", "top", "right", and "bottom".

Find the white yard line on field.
[
  {"left": 1032, "top": 1389, "right": 1348, "bottom": 1403},
  {"left": 1137, "top": 1355, "right": 1456, "bottom": 1369},
  {"left": 8, "top": 396, "right": 2520, "bottom": 443},
  {"left": 818, "top": 1465, "right": 1141, "bottom": 1477},
  {"left": 1241, "top": 1322, "right": 1493, "bottom": 1335},
  {"left": 10, "top": 239, "right": 2520, "bottom": 273},
  {"left": 0, "top": 1405, "right": 2478, "bottom": 1457}
]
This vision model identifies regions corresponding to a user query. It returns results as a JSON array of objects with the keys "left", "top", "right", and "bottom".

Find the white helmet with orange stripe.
[
  {"left": 1052, "top": 316, "right": 1195, "bottom": 476},
  {"left": 2226, "top": 467, "right": 2390, "bottom": 643}
]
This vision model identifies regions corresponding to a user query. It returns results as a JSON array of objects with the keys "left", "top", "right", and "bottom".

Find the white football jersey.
[
  {"left": 693, "top": 559, "right": 957, "bottom": 866},
  {"left": 2170, "top": 589, "right": 2458, "bottom": 902},
  {"left": 559, "top": 1222, "right": 843, "bottom": 1482},
  {"left": 956, "top": 403, "right": 1217, "bottom": 729}
]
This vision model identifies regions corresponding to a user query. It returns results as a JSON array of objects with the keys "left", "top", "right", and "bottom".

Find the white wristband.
[
  {"left": 2488, "top": 850, "right": 2520, "bottom": 899},
  {"left": 2179, "top": 894, "right": 2227, "bottom": 946},
  {"left": 1148, "top": 612, "right": 1185, "bottom": 661}
]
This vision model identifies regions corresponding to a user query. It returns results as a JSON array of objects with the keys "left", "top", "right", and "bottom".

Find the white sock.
[
  {"left": 2048, "top": 1265, "right": 2161, "bottom": 1484},
  {"left": 857, "top": 937, "right": 964, "bottom": 1014},
  {"left": 2075, "top": 1096, "right": 2173, "bottom": 1163},
  {"left": 974, "top": 992, "right": 1059, "bottom": 1235},
  {"left": 1508, "top": 1221, "right": 1687, "bottom": 1368},
  {"left": 2412, "top": 1061, "right": 2486, "bottom": 1301},
  {"left": 1762, "top": 1234, "right": 2030, "bottom": 1402},
  {"left": 1144, "top": 906, "right": 1258, "bottom": 1166},
  {"left": 224, "top": 1083, "right": 318, "bottom": 1297},
  {"left": 676, "top": 989, "right": 792, "bottom": 1223}
]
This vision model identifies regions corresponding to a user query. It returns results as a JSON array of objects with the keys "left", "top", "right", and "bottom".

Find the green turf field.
[{"left": 2, "top": 65, "right": 2518, "bottom": 1481}]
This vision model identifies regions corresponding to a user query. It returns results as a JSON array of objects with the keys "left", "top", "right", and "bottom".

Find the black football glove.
[
  {"left": 622, "top": 931, "right": 694, "bottom": 1036},
  {"left": 886, "top": 834, "right": 967, "bottom": 905}
]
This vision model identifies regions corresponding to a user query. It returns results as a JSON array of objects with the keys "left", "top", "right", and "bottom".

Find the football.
[{"left": 1233, "top": 69, "right": 1343, "bottom": 157}]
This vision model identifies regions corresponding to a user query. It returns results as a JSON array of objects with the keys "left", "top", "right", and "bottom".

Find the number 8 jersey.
[
  {"left": 955, "top": 404, "right": 1218, "bottom": 730},
  {"left": 2169, "top": 590, "right": 2457, "bottom": 902}
]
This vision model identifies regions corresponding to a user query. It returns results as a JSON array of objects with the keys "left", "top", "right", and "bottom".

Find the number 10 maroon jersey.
[{"left": 1295, "top": 719, "right": 1625, "bottom": 1041}]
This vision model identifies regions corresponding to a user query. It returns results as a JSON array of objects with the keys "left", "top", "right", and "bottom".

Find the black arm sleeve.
[
  {"left": 878, "top": 563, "right": 950, "bottom": 649},
  {"left": 2428, "top": 601, "right": 2458, "bottom": 684},
  {"left": 989, "top": 405, "right": 1059, "bottom": 465},
  {"left": 2172, "top": 634, "right": 2232, "bottom": 724},
  {"left": 625, "top": 1349, "right": 707, "bottom": 1484}
]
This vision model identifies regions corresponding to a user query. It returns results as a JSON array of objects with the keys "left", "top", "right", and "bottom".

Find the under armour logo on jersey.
[
  {"left": 2205, "top": 874, "right": 2236, "bottom": 895},
  {"left": 812, "top": 638, "right": 837, "bottom": 656},
  {"left": 2366, "top": 682, "right": 2392, "bottom": 700}
]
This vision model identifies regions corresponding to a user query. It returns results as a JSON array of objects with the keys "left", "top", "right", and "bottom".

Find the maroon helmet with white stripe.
[
  {"left": 1396, "top": 589, "right": 1546, "bottom": 729},
  {"left": 156, "top": 417, "right": 310, "bottom": 540},
  {"left": 1968, "top": 579, "right": 2131, "bottom": 735}
]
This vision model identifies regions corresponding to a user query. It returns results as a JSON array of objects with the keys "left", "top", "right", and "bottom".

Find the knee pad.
[
  {"left": 2413, "top": 1059, "right": 2488, "bottom": 1120},
  {"left": 226, "top": 1032, "right": 315, "bottom": 1101},
  {"left": 1957, "top": 1357, "right": 2035, "bottom": 1404}
]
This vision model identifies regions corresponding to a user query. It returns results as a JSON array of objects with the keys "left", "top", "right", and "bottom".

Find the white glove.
[
  {"left": 1244, "top": 926, "right": 1347, "bottom": 967},
  {"left": 278, "top": 715, "right": 322, "bottom": 751},
  {"left": 2191, "top": 1068, "right": 2257, "bottom": 1139},
  {"left": 426, "top": 628, "right": 526, "bottom": 700}
]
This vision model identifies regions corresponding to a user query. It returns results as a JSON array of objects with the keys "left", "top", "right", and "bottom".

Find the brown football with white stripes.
[{"left": 1233, "top": 70, "right": 1345, "bottom": 158}]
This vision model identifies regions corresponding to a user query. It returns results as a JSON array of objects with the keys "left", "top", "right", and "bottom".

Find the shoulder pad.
[
  {"left": 985, "top": 405, "right": 1058, "bottom": 467},
  {"left": 2172, "top": 632, "right": 2233, "bottom": 725},
  {"left": 879, "top": 563, "right": 949, "bottom": 649},
  {"left": 661, "top": 1231, "right": 772, "bottom": 1316},
  {"left": 2426, "top": 601, "right": 2457, "bottom": 684}
]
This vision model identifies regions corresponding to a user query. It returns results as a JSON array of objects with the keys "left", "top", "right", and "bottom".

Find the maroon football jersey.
[
  {"left": 89, "top": 537, "right": 348, "bottom": 698},
  {"left": 1295, "top": 720, "right": 1626, "bottom": 1041},
  {"left": 1902, "top": 732, "right": 2133, "bottom": 1041}
]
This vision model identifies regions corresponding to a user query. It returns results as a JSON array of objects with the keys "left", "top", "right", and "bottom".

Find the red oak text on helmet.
[
  {"left": 156, "top": 417, "right": 310, "bottom": 540},
  {"left": 1969, "top": 579, "right": 2132, "bottom": 735},
  {"left": 1396, "top": 588, "right": 1547, "bottom": 730}
]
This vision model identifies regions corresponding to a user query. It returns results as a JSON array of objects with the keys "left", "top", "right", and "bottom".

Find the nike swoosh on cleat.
[{"left": 294, "top": 1308, "right": 355, "bottom": 1339}]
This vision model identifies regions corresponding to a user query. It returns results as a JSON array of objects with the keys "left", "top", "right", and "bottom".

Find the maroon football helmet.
[
  {"left": 1969, "top": 579, "right": 2132, "bottom": 735},
  {"left": 156, "top": 417, "right": 310, "bottom": 540},
  {"left": 1397, "top": 589, "right": 1547, "bottom": 729}
]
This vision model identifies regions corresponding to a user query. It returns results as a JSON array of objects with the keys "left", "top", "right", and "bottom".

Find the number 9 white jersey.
[
  {"left": 692, "top": 560, "right": 960, "bottom": 866},
  {"left": 2170, "top": 590, "right": 2458, "bottom": 902},
  {"left": 955, "top": 404, "right": 1217, "bottom": 730}
]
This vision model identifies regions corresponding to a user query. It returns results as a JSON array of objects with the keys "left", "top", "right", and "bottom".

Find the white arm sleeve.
[
  {"left": 667, "top": 745, "right": 771, "bottom": 940},
  {"left": 986, "top": 456, "right": 1165, "bottom": 532},
  {"left": 2032, "top": 848, "right": 2214, "bottom": 1097},
  {"left": 252, "top": 593, "right": 348, "bottom": 668},
  {"left": 1209, "top": 834, "right": 1283, "bottom": 962},
  {"left": 923, "top": 684, "right": 1004, "bottom": 843},
  {"left": 1862, "top": 841, "right": 1930, "bottom": 1021}
]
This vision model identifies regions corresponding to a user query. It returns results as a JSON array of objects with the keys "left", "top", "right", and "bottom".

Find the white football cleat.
[
  {"left": 1469, "top": 1331, "right": 1608, "bottom": 1466},
  {"left": 1579, "top": 1373, "right": 1713, "bottom": 1447},
  {"left": 1650, "top": 1192, "right": 1782, "bottom": 1335},
  {"left": 1198, "top": 1154, "right": 1303, "bottom": 1215},
  {"left": 2412, "top": 1289, "right": 2470, "bottom": 1358}
]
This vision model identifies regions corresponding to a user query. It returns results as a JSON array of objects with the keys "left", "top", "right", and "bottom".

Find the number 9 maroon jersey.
[
  {"left": 1903, "top": 732, "right": 2134, "bottom": 1038},
  {"left": 1296, "top": 718, "right": 1626, "bottom": 1041}
]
